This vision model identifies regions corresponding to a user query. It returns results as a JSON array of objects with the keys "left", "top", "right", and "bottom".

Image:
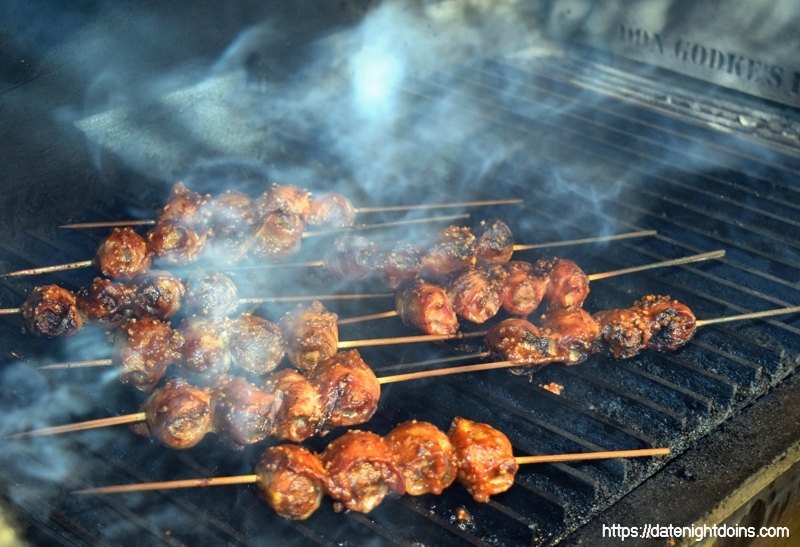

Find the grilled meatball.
[
  {"left": 184, "top": 270, "right": 239, "bottom": 316},
  {"left": 77, "top": 278, "right": 134, "bottom": 328},
  {"left": 634, "top": 295, "right": 696, "bottom": 352},
  {"left": 592, "top": 307, "right": 648, "bottom": 359},
  {"left": 374, "top": 242, "right": 423, "bottom": 289},
  {"left": 420, "top": 225, "right": 477, "bottom": 277},
  {"left": 535, "top": 258, "right": 590, "bottom": 310},
  {"left": 485, "top": 318, "right": 550, "bottom": 366},
  {"left": 309, "top": 350, "right": 380, "bottom": 429},
  {"left": 132, "top": 270, "right": 185, "bottom": 320},
  {"left": 255, "top": 183, "right": 312, "bottom": 223},
  {"left": 446, "top": 266, "right": 502, "bottom": 324},
  {"left": 131, "top": 378, "right": 213, "bottom": 449},
  {"left": 539, "top": 308, "right": 600, "bottom": 365},
  {"left": 113, "top": 316, "right": 178, "bottom": 391},
  {"left": 228, "top": 313, "right": 285, "bottom": 375},
  {"left": 250, "top": 211, "right": 305, "bottom": 261},
  {"left": 156, "top": 182, "right": 209, "bottom": 227},
  {"left": 264, "top": 369, "right": 323, "bottom": 442},
  {"left": 211, "top": 376, "right": 283, "bottom": 449},
  {"left": 255, "top": 444, "right": 328, "bottom": 520},
  {"left": 308, "top": 192, "right": 356, "bottom": 228},
  {"left": 396, "top": 279, "right": 459, "bottom": 335},
  {"left": 323, "top": 236, "right": 380, "bottom": 281},
  {"left": 280, "top": 301, "right": 339, "bottom": 372},
  {"left": 321, "top": 431, "right": 405, "bottom": 513},
  {"left": 94, "top": 227, "right": 153, "bottom": 280},
  {"left": 499, "top": 261, "right": 547, "bottom": 316},
  {"left": 20, "top": 285, "right": 83, "bottom": 337},
  {"left": 204, "top": 190, "right": 255, "bottom": 266},
  {"left": 475, "top": 219, "right": 514, "bottom": 265},
  {"left": 384, "top": 421, "right": 457, "bottom": 496},
  {"left": 448, "top": 417, "right": 518, "bottom": 503},
  {"left": 175, "top": 317, "right": 232, "bottom": 382},
  {"left": 145, "top": 221, "right": 206, "bottom": 267}
]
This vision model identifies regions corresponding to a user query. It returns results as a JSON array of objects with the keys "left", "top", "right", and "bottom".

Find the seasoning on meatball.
[
  {"left": 396, "top": 279, "right": 459, "bottom": 335},
  {"left": 77, "top": 278, "right": 134, "bottom": 328},
  {"left": 263, "top": 369, "right": 323, "bottom": 442},
  {"left": 184, "top": 269, "right": 239, "bottom": 317},
  {"left": 309, "top": 350, "right": 380, "bottom": 429},
  {"left": 130, "top": 378, "right": 213, "bottom": 449},
  {"left": 228, "top": 313, "right": 285, "bottom": 375},
  {"left": 211, "top": 376, "right": 283, "bottom": 449},
  {"left": 384, "top": 421, "right": 457, "bottom": 496},
  {"left": 132, "top": 270, "right": 185, "bottom": 320},
  {"left": 94, "top": 227, "right": 153, "bottom": 280},
  {"left": 255, "top": 444, "right": 328, "bottom": 520},
  {"left": 113, "top": 316, "right": 179, "bottom": 391},
  {"left": 280, "top": 301, "right": 339, "bottom": 373},
  {"left": 21, "top": 285, "right": 83, "bottom": 337}
]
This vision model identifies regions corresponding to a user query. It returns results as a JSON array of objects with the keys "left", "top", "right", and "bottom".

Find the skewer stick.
[
  {"left": 302, "top": 214, "right": 469, "bottom": 238},
  {"left": 59, "top": 200, "right": 523, "bottom": 230},
  {"left": 2, "top": 260, "right": 93, "bottom": 278},
  {"left": 342, "top": 250, "right": 725, "bottom": 325},
  {"left": 513, "top": 230, "right": 657, "bottom": 251},
  {"left": 695, "top": 305, "right": 800, "bottom": 327},
  {"left": 38, "top": 359, "right": 113, "bottom": 370},
  {"left": 0, "top": 307, "right": 20, "bottom": 315},
  {"left": 6, "top": 413, "right": 146, "bottom": 439},
  {"left": 72, "top": 446, "right": 668, "bottom": 495}
]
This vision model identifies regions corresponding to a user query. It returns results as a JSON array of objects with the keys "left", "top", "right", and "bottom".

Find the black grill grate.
[{"left": 2, "top": 48, "right": 800, "bottom": 547}]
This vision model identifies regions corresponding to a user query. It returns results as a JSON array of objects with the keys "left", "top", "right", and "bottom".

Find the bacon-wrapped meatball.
[
  {"left": 131, "top": 378, "right": 212, "bottom": 449},
  {"left": 539, "top": 308, "right": 600, "bottom": 365},
  {"left": 228, "top": 313, "right": 285, "bottom": 375},
  {"left": 396, "top": 279, "right": 459, "bottom": 335},
  {"left": 309, "top": 350, "right": 380, "bottom": 429},
  {"left": 323, "top": 236, "right": 379, "bottom": 281},
  {"left": 145, "top": 221, "right": 206, "bottom": 267},
  {"left": 375, "top": 242, "right": 423, "bottom": 289},
  {"left": 308, "top": 192, "right": 356, "bottom": 227},
  {"left": 263, "top": 369, "right": 323, "bottom": 442},
  {"left": 203, "top": 190, "right": 255, "bottom": 266},
  {"left": 94, "top": 227, "right": 153, "bottom": 280},
  {"left": 20, "top": 285, "right": 83, "bottom": 337},
  {"left": 175, "top": 317, "right": 231, "bottom": 382},
  {"left": 592, "top": 307, "right": 647, "bottom": 359},
  {"left": 420, "top": 225, "right": 477, "bottom": 277},
  {"left": 132, "top": 270, "right": 185, "bottom": 320},
  {"left": 475, "top": 219, "right": 514, "bottom": 265},
  {"left": 384, "top": 421, "right": 457, "bottom": 496},
  {"left": 211, "top": 376, "right": 282, "bottom": 449},
  {"left": 156, "top": 182, "right": 209, "bottom": 227},
  {"left": 250, "top": 212, "right": 304, "bottom": 261},
  {"left": 255, "top": 183, "right": 312, "bottom": 223},
  {"left": 255, "top": 445, "right": 328, "bottom": 520},
  {"left": 446, "top": 266, "right": 502, "bottom": 324},
  {"left": 499, "top": 261, "right": 547, "bottom": 316},
  {"left": 448, "top": 417, "right": 518, "bottom": 503},
  {"left": 77, "top": 278, "right": 134, "bottom": 328},
  {"left": 485, "top": 318, "right": 550, "bottom": 366},
  {"left": 321, "top": 431, "right": 405, "bottom": 513},
  {"left": 113, "top": 316, "right": 178, "bottom": 391},
  {"left": 184, "top": 270, "right": 239, "bottom": 317},
  {"left": 535, "top": 258, "right": 589, "bottom": 310},
  {"left": 280, "top": 301, "right": 338, "bottom": 372}
]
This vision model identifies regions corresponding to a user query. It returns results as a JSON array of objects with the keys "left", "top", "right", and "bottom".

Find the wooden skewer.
[
  {"left": 341, "top": 250, "right": 725, "bottom": 325},
  {"left": 695, "top": 305, "right": 800, "bottom": 327},
  {"left": 6, "top": 413, "right": 146, "bottom": 439},
  {"left": 71, "top": 446, "right": 668, "bottom": 495},
  {"left": 3, "top": 260, "right": 94, "bottom": 278},
  {"left": 302, "top": 214, "right": 469, "bottom": 238},
  {"left": 59, "top": 200, "right": 524, "bottom": 230},
  {"left": 512, "top": 230, "right": 657, "bottom": 251}
]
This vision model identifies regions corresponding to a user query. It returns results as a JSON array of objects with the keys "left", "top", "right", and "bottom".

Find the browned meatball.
[
  {"left": 308, "top": 192, "right": 356, "bottom": 227},
  {"left": 309, "top": 350, "right": 380, "bottom": 429},
  {"left": 263, "top": 369, "right": 323, "bottom": 442},
  {"left": 250, "top": 212, "right": 305, "bottom": 261},
  {"left": 499, "top": 261, "right": 547, "bottom": 316},
  {"left": 77, "top": 278, "right": 134, "bottom": 328},
  {"left": 396, "top": 279, "right": 459, "bottom": 335},
  {"left": 593, "top": 307, "right": 648, "bottom": 359},
  {"left": 145, "top": 221, "right": 206, "bottom": 267},
  {"left": 132, "top": 271, "right": 185, "bottom": 320},
  {"left": 255, "top": 444, "right": 328, "bottom": 520},
  {"left": 21, "top": 285, "right": 83, "bottom": 337},
  {"left": 321, "top": 431, "right": 405, "bottom": 513},
  {"left": 539, "top": 308, "right": 600, "bottom": 365},
  {"left": 156, "top": 182, "right": 209, "bottom": 227},
  {"left": 113, "top": 316, "right": 179, "bottom": 391},
  {"left": 323, "top": 236, "right": 380, "bottom": 281},
  {"left": 211, "top": 376, "right": 283, "bottom": 449},
  {"left": 280, "top": 301, "right": 339, "bottom": 372},
  {"left": 184, "top": 270, "right": 239, "bottom": 317},
  {"left": 131, "top": 378, "right": 213, "bottom": 449},
  {"left": 175, "top": 317, "right": 231, "bottom": 382},
  {"left": 94, "top": 227, "right": 153, "bottom": 280},
  {"left": 446, "top": 266, "right": 502, "bottom": 324},
  {"left": 635, "top": 295, "right": 697, "bottom": 352},
  {"left": 485, "top": 318, "right": 550, "bottom": 366},
  {"left": 228, "top": 313, "right": 285, "bottom": 375},
  {"left": 420, "top": 225, "right": 477, "bottom": 277},
  {"left": 374, "top": 243, "right": 423, "bottom": 289},
  {"left": 204, "top": 190, "right": 255, "bottom": 266},
  {"left": 535, "top": 258, "right": 590, "bottom": 310},
  {"left": 255, "top": 183, "right": 312, "bottom": 223},
  {"left": 448, "top": 417, "right": 518, "bottom": 503},
  {"left": 384, "top": 421, "right": 457, "bottom": 496},
  {"left": 475, "top": 219, "right": 514, "bottom": 265}
]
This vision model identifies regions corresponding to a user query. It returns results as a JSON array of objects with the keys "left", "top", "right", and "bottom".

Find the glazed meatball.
[
  {"left": 211, "top": 376, "right": 283, "bottom": 449},
  {"left": 308, "top": 192, "right": 356, "bottom": 228},
  {"left": 498, "top": 261, "right": 547, "bottom": 317},
  {"left": 184, "top": 270, "right": 239, "bottom": 316},
  {"left": 474, "top": 219, "right": 514, "bottom": 265},
  {"left": 94, "top": 227, "right": 153, "bottom": 280},
  {"left": 255, "top": 444, "right": 328, "bottom": 520},
  {"left": 396, "top": 279, "right": 459, "bottom": 335},
  {"left": 131, "top": 378, "right": 213, "bottom": 449},
  {"left": 113, "top": 316, "right": 179, "bottom": 392},
  {"left": 309, "top": 350, "right": 380, "bottom": 429},
  {"left": 77, "top": 278, "right": 134, "bottom": 328},
  {"left": 132, "top": 270, "right": 185, "bottom": 320},
  {"left": 255, "top": 183, "right": 312, "bottom": 223},
  {"left": 250, "top": 212, "right": 305, "bottom": 261},
  {"left": 145, "top": 221, "right": 206, "bottom": 267},
  {"left": 446, "top": 266, "right": 502, "bottom": 324},
  {"left": 263, "top": 369, "right": 323, "bottom": 442},
  {"left": 384, "top": 421, "right": 457, "bottom": 496},
  {"left": 22, "top": 285, "right": 83, "bottom": 337},
  {"left": 228, "top": 313, "right": 285, "bottom": 375},
  {"left": 175, "top": 317, "right": 232, "bottom": 382},
  {"left": 280, "top": 301, "right": 339, "bottom": 373}
]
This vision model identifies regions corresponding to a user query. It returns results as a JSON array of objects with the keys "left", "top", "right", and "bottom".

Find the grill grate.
[{"left": 2, "top": 48, "right": 800, "bottom": 547}]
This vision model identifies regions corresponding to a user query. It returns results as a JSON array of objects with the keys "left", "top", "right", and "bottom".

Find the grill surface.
[{"left": 2, "top": 41, "right": 800, "bottom": 547}]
